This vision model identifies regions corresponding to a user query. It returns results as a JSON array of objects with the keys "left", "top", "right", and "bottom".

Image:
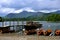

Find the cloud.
[
  {"left": 30, "top": 0, "right": 60, "bottom": 10},
  {"left": 20, "top": 7, "right": 36, "bottom": 12},
  {"left": 0, "top": 7, "right": 15, "bottom": 14},
  {"left": 39, "top": 10, "right": 58, "bottom": 13},
  {"left": 0, "top": 7, "right": 36, "bottom": 14},
  {"left": 0, "top": 0, "right": 25, "bottom": 9},
  {"left": 0, "top": 0, "right": 60, "bottom": 15},
  {"left": 0, "top": 0, "right": 60, "bottom": 9},
  {"left": 8, "top": 7, "right": 36, "bottom": 13}
]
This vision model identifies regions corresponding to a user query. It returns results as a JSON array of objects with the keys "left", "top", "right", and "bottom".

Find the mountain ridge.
[{"left": 5, "top": 10, "right": 60, "bottom": 18}]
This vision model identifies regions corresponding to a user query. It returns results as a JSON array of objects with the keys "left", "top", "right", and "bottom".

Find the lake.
[{"left": 0, "top": 21, "right": 60, "bottom": 31}]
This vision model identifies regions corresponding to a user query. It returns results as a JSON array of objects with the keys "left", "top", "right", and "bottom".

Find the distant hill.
[
  {"left": 6, "top": 11, "right": 44, "bottom": 18},
  {"left": 5, "top": 10, "right": 60, "bottom": 18},
  {"left": 6, "top": 11, "right": 34, "bottom": 18},
  {"left": 55, "top": 10, "right": 60, "bottom": 13}
]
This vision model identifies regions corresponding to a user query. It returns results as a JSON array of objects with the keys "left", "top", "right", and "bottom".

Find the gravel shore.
[{"left": 0, "top": 33, "right": 60, "bottom": 40}]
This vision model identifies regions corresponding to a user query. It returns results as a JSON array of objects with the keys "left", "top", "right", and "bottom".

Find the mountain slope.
[
  {"left": 6, "top": 11, "right": 44, "bottom": 18},
  {"left": 5, "top": 10, "right": 60, "bottom": 18}
]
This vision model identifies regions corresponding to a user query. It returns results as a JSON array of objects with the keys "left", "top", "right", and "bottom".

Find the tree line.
[{"left": 0, "top": 14, "right": 60, "bottom": 22}]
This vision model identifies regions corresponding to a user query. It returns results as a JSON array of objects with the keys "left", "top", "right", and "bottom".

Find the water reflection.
[{"left": 0, "top": 21, "right": 60, "bottom": 31}]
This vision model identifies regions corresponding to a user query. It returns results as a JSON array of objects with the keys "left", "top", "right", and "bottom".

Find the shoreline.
[{"left": 0, "top": 33, "right": 60, "bottom": 40}]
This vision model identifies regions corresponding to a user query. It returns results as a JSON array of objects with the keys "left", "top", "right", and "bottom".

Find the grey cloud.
[
  {"left": 0, "top": 0, "right": 60, "bottom": 14},
  {"left": 0, "top": 0, "right": 60, "bottom": 10}
]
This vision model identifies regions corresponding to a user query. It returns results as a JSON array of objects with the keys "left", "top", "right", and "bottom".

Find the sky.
[{"left": 0, "top": 0, "right": 60, "bottom": 16}]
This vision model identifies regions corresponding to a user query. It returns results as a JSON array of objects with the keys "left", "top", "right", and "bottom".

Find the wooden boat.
[
  {"left": 55, "top": 30, "right": 60, "bottom": 36},
  {"left": 37, "top": 29, "right": 44, "bottom": 35},
  {"left": 37, "top": 29, "right": 52, "bottom": 36},
  {"left": 23, "top": 21, "right": 42, "bottom": 35},
  {"left": 44, "top": 29, "right": 52, "bottom": 36},
  {"left": 0, "top": 26, "right": 15, "bottom": 33}
]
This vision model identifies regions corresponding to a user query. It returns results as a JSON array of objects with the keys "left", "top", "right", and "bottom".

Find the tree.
[{"left": 46, "top": 14, "right": 60, "bottom": 21}]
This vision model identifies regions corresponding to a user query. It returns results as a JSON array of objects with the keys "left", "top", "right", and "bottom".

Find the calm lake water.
[{"left": 0, "top": 21, "right": 60, "bottom": 31}]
